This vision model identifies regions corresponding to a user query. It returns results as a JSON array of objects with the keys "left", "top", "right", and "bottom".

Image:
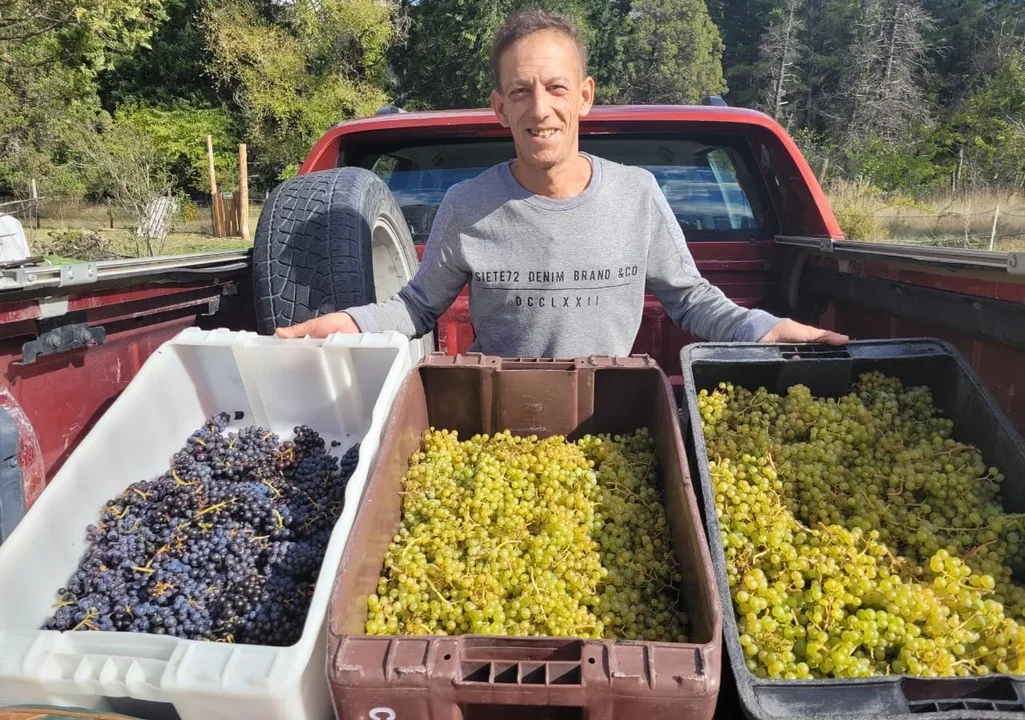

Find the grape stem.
[
  {"left": 196, "top": 498, "right": 236, "bottom": 519},
  {"left": 423, "top": 574, "right": 453, "bottom": 608},
  {"left": 71, "top": 608, "right": 98, "bottom": 631},
  {"left": 962, "top": 542, "right": 995, "bottom": 560},
  {"left": 171, "top": 468, "right": 195, "bottom": 487}
]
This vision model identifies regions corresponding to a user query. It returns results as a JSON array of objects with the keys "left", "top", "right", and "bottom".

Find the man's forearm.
[
  {"left": 346, "top": 291, "right": 426, "bottom": 338},
  {"left": 670, "top": 280, "right": 782, "bottom": 342}
]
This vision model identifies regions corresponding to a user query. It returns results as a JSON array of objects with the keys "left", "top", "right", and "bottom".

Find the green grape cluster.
[
  {"left": 698, "top": 371, "right": 1025, "bottom": 679},
  {"left": 365, "top": 428, "right": 688, "bottom": 641}
]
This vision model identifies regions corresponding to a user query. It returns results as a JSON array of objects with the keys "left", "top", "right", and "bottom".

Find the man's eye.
[{"left": 512, "top": 88, "right": 528, "bottom": 96}]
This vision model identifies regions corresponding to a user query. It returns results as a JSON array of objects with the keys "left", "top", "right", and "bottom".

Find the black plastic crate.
[{"left": 681, "top": 339, "right": 1025, "bottom": 720}]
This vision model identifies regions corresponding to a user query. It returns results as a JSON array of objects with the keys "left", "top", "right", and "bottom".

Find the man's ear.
[
  {"left": 580, "top": 75, "right": 596, "bottom": 117},
  {"left": 491, "top": 89, "right": 510, "bottom": 128}
]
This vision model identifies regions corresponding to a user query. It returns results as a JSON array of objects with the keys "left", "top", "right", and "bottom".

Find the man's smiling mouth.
[{"left": 528, "top": 129, "right": 558, "bottom": 138}]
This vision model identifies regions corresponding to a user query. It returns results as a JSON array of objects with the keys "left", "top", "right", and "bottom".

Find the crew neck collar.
[{"left": 498, "top": 153, "right": 603, "bottom": 211}]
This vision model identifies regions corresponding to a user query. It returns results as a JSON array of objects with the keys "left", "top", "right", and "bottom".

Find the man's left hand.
[{"left": 760, "top": 318, "right": 849, "bottom": 346}]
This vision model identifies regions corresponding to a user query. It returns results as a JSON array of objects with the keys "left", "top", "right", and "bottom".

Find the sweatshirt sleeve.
[
  {"left": 346, "top": 191, "right": 469, "bottom": 338},
  {"left": 644, "top": 175, "right": 782, "bottom": 342}
]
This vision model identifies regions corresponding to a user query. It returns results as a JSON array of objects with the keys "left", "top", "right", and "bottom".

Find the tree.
[
  {"left": 389, "top": 0, "right": 505, "bottom": 109},
  {"left": 795, "top": 0, "right": 858, "bottom": 130},
  {"left": 99, "top": 0, "right": 219, "bottom": 108},
  {"left": 709, "top": 0, "right": 777, "bottom": 108},
  {"left": 118, "top": 102, "right": 239, "bottom": 194},
  {"left": 0, "top": 0, "right": 168, "bottom": 196},
  {"left": 202, "top": 0, "right": 399, "bottom": 184},
  {"left": 621, "top": 0, "right": 727, "bottom": 105},
  {"left": 0, "top": 0, "right": 167, "bottom": 73},
  {"left": 579, "top": 0, "right": 630, "bottom": 102},
  {"left": 758, "top": 0, "right": 806, "bottom": 122},
  {"left": 389, "top": 0, "right": 617, "bottom": 110},
  {"left": 948, "top": 48, "right": 1025, "bottom": 190},
  {"left": 840, "top": 0, "right": 934, "bottom": 144},
  {"left": 77, "top": 111, "right": 181, "bottom": 256}
]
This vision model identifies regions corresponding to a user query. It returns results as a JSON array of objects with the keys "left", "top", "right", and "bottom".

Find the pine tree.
[
  {"left": 710, "top": 0, "right": 778, "bottom": 108},
  {"left": 840, "top": 0, "right": 934, "bottom": 143},
  {"left": 758, "top": 0, "right": 806, "bottom": 121},
  {"left": 622, "top": 0, "right": 727, "bottom": 104},
  {"left": 390, "top": 0, "right": 613, "bottom": 110}
]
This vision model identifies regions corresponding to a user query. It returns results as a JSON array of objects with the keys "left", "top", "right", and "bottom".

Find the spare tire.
[{"left": 253, "top": 167, "right": 432, "bottom": 359}]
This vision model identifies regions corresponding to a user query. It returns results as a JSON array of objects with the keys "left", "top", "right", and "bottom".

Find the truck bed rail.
[
  {"left": 776, "top": 235, "right": 1023, "bottom": 274},
  {"left": 0, "top": 250, "right": 252, "bottom": 294}
]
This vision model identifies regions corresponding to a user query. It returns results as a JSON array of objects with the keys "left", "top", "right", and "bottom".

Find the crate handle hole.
[
  {"left": 494, "top": 664, "right": 518, "bottom": 684},
  {"left": 463, "top": 705, "right": 582, "bottom": 720},
  {"left": 461, "top": 662, "right": 491, "bottom": 683},
  {"left": 901, "top": 675, "right": 1020, "bottom": 707},
  {"left": 587, "top": 657, "right": 595, "bottom": 664},
  {"left": 780, "top": 344, "right": 852, "bottom": 361}
]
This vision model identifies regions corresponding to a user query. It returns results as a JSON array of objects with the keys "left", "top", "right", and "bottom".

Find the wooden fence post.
[
  {"left": 239, "top": 144, "right": 250, "bottom": 243},
  {"left": 30, "top": 178, "right": 39, "bottom": 230},
  {"left": 989, "top": 204, "right": 1001, "bottom": 252},
  {"left": 207, "top": 135, "right": 223, "bottom": 237},
  {"left": 816, "top": 158, "right": 830, "bottom": 183}
]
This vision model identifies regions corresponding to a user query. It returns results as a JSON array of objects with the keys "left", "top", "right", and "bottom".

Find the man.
[{"left": 277, "top": 9, "right": 848, "bottom": 353}]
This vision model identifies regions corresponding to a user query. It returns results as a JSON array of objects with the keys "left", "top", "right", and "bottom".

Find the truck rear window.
[{"left": 352, "top": 135, "right": 776, "bottom": 244}]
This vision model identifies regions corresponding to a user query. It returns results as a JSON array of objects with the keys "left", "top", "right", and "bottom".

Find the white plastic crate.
[{"left": 0, "top": 328, "right": 413, "bottom": 720}]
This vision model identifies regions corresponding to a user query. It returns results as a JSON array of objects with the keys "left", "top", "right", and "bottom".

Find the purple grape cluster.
[{"left": 42, "top": 413, "right": 359, "bottom": 646}]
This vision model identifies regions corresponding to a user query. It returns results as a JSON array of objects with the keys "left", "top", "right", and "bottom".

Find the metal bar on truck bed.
[
  {"left": 801, "top": 266, "right": 1025, "bottom": 349},
  {"left": 775, "top": 236, "right": 1019, "bottom": 273},
  {"left": 0, "top": 250, "right": 252, "bottom": 293}
]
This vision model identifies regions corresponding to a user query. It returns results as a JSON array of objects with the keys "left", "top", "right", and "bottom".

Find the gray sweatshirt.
[{"left": 347, "top": 154, "right": 781, "bottom": 357}]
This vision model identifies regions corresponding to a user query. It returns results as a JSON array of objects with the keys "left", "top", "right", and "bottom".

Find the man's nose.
[{"left": 527, "top": 86, "right": 550, "bottom": 120}]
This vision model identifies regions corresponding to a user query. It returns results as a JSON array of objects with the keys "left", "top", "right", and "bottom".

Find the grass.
[
  {"left": 18, "top": 200, "right": 259, "bottom": 264},
  {"left": 11, "top": 190, "right": 1025, "bottom": 265},
  {"left": 826, "top": 180, "right": 1025, "bottom": 251}
]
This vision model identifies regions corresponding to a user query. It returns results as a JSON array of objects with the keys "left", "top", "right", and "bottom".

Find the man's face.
[{"left": 491, "top": 30, "right": 595, "bottom": 171}]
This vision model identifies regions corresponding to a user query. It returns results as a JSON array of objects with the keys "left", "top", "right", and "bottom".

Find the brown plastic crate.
[{"left": 326, "top": 354, "right": 722, "bottom": 720}]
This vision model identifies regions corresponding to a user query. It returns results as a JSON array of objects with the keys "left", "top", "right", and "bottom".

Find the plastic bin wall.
[
  {"left": 681, "top": 339, "right": 1025, "bottom": 720},
  {"left": 0, "top": 328, "right": 413, "bottom": 720},
  {"left": 326, "top": 354, "right": 723, "bottom": 720}
]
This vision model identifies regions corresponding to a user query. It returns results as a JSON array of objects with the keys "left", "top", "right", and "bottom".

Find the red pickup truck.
[{"left": 0, "top": 103, "right": 1022, "bottom": 547}]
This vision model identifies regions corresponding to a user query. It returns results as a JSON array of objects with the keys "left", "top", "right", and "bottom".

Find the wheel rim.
[
  {"left": 371, "top": 216, "right": 413, "bottom": 301},
  {"left": 371, "top": 215, "right": 433, "bottom": 360}
]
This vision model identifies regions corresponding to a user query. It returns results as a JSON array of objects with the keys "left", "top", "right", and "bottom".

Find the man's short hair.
[{"left": 490, "top": 8, "right": 588, "bottom": 89}]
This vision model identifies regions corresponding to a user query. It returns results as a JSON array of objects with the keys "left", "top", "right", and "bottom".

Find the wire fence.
[
  {"left": 2, "top": 193, "right": 1023, "bottom": 258},
  {"left": 0, "top": 197, "right": 261, "bottom": 261}
]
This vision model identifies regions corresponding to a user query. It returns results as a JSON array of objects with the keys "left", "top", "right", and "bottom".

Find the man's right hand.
[{"left": 274, "top": 311, "right": 361, "bottom": 339}]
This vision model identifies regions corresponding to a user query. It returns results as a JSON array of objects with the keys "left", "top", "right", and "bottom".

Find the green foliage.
[
  {"left": 579, "top": 0, "right": 630, "bottom": 102},
  {"left": 3, "top": 0, "right": 1022, "bottom": 209},
  {"left": 0, "top": 56, "right": 99, "bottom": 198},
  {"left": 99, "top": 0, "right": 219, "bottom": 107},
  {"left": 390, "top": 0, "right": 607, "bottom": 110},
  {"left": 0, "top": 0, "right": 169, "bottom": 197},
  {"left": 0, "top": 0, "right": 168, "bottom": 75},
  {"left": 844, "top": 131, "right": 949, "bottom": 192},
  {"left": 621, "top": 0, "right": 727, "bottom": 104},
  {"left": 948, "top": 49, "right": 1025, "bottom": 189},
  {"left": 826, "top": 179, "right": 885, "bottom": 240},
  {"left": 202, "top": 0, "right": 395, "bottom": 184},
  {"left": 710, "top": 0, "right": 777, "bottom": 108},
  {"left": 118, "top": 103, "right": 239, "bottom": 193}
]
